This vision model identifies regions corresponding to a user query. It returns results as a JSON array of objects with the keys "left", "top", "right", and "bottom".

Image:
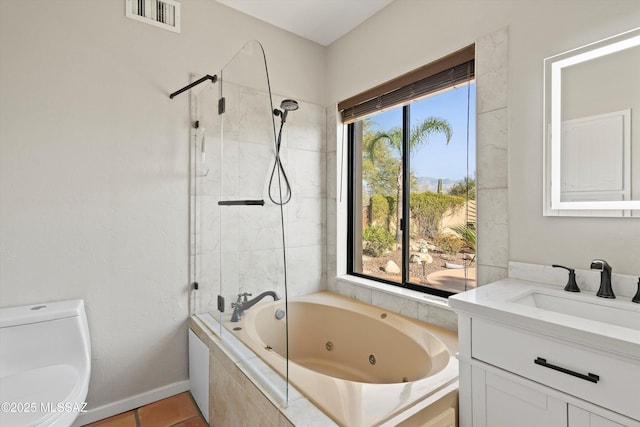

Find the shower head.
[
  {"left": 273, "top": 99, "right": 299, "bottom": 123},
  {"left": 280, "top": 99, "right": 299, "bottom": 111}
]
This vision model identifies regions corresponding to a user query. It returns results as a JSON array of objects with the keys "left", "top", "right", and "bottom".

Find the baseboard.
[{"left": 72, "top": 380, "right": 190, "bottom": 426}]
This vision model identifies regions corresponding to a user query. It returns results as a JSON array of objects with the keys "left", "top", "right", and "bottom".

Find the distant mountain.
[{"left": 415, "top": 176, "right": 459, "bottom": 193}]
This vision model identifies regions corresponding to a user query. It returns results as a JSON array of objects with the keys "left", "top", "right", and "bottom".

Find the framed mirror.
[{"left": 543, "top": 27, "right": 640, "bottom": 217}]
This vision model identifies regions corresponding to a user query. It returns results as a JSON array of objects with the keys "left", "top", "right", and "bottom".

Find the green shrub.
[
  {"left": 369, "top": 195, "right": 394, "bottom": 226},
  {"left": 362, "top": 225, "right": 395, "bottom": 257},
  {"left": 367, "top": 191, "right": 466, "bottom": 239},
  {"left": 433, "top": 233, "right": 464, "bottom": 255},
  {"left": 449, "top": 223, "right": 476, "bottom": 252},
  {"left": 410, "top": 192, "right": 466, "bottom": 239}
]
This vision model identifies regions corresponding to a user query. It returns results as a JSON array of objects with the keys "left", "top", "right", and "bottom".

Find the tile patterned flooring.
[{"left": 86, "top": 392, "right": 208, "bottom": 427}]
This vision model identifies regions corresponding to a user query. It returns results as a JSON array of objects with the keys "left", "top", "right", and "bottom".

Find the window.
[{"left": 341, "top": 46, "right": 476, "bottom": 297}]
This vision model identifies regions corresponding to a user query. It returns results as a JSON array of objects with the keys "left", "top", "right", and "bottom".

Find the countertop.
[{"left": 448, "top": 278, "right": 640, "bottom": 361}]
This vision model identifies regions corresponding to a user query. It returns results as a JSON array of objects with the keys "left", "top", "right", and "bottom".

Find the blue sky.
[{"left": 367, "top": 83, "right": 476, "bottom": 181}]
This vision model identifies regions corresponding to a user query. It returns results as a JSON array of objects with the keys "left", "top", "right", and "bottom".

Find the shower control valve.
[{"left": 237, "top": 292, "right": 252, "bottom": 303}]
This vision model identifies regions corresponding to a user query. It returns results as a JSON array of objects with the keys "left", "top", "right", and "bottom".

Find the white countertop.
[{"left": 448, "top": 278, "right": 640, "bottom": 361}]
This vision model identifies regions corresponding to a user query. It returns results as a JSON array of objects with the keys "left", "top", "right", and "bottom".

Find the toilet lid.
[{"left": 0, "top": 364, "right": 79, "bottom": 427}]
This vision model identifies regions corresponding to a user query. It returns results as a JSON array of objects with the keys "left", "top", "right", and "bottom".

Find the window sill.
[{"left": 334, "top": 274, "right": 453, "bottom": 311}]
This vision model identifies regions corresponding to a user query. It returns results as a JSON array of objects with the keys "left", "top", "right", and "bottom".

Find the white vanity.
[{"left": 449, "top": 278, "right": 640, "bottom": 427}]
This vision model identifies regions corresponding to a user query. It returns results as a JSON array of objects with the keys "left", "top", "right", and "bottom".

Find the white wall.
[
  {"left": 0, "top": 0, "right": 324, "bottom": 414},
  {"left": 327, "top": 0, "right": 640, "bottom": 276}
]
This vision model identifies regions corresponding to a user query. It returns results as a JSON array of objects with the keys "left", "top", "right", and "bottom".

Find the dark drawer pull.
[{"left": 534, "top": 357, "right": 599, "bottom": 383}]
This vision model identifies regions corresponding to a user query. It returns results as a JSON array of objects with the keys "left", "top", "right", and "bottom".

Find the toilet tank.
[{"left": 0, "top": 300, "right": 91, "bottom": 377}]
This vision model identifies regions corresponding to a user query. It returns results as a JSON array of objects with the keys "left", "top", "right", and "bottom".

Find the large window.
[{"left": 342, "top": 47, "right": 476, "bottom": 297}]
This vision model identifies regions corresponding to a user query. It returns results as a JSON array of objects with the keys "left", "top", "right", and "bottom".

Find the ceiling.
[{"left": 216, "top": 0, "right": 394, "bottom": 46}]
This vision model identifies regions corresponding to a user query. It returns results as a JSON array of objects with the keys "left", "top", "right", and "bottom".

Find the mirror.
[{"left": 544, "top": 27, "right": 640, "bottom": 217}]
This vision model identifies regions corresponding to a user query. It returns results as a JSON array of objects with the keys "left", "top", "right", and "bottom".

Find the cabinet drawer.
[{"left": 472, "top": 318, "right": 640, "bottom": 420}]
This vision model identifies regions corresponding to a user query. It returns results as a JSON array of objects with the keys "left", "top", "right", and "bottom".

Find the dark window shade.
[{"left": 338, "top": 44, "right": 475, "bottom": 123}]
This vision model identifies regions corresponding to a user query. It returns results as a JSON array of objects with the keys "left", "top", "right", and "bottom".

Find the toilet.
[{"left": 0, "top": 300, "right": 91, "bottom": 427}]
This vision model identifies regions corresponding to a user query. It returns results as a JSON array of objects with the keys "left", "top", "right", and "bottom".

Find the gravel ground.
[{"left": 362, "top": 249, "right": 474, "bottom": 285}]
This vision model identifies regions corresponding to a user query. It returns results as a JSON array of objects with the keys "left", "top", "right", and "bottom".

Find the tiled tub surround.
[
  {"left": 189, "top": 291, "right": 459, "bottom": 426},
  {"left": 330, "top": 275, "right": 459, "bottom": 332},
  {"left": 189, "top": 83, "right": 328, "bottom": 317}
]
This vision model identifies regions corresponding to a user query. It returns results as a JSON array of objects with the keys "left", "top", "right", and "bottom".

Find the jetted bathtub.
[{"left": 227, "top": 291, "right": 459, "bottom": 426}]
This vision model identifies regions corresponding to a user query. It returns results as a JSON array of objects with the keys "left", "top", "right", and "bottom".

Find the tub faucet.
[
  {"left": 590, "top": 259, "right": 615, "bottom": 299},
  {"left": 231, "top": 291, "right": 280, "bottom": 322}
]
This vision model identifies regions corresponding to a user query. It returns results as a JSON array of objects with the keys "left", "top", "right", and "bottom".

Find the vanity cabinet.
[
  {"left": 569, "top": 405, "right": 628, "bottom": 427},
  {"left": 471, "top": 367, "right": 566, "bottom": 427},
  {"left": 468, "top": 363, "right": 632, "bottom": 427},
  {"left": 456, "top": 314, "right": 640, "bottom": 427}
]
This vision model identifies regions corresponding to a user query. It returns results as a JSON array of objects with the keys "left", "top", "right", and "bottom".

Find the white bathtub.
[{"left": 227, "top": 291, "right": 459, "bottom": 426}]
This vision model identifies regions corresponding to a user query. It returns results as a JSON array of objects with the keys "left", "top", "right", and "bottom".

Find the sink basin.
[{"left": 514, "top": 291, "right": 640, "bottom": 330}]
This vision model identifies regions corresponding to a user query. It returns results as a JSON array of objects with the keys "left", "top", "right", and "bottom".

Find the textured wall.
[{"left": 0, "top": 0, "right": 325, "bottom": 415}]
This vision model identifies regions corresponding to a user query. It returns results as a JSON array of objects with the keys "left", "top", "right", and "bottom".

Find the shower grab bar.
[
  {"left": 169, "top": 74, "right": 217, "bottom": 99},
  {"left": 218, "top": 200, "right": 265, "bottom": 206}
]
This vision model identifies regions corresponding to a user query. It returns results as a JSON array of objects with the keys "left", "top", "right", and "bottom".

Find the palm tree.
[{"left": 366, "top": 117, "right": 452, "bottom": 242}]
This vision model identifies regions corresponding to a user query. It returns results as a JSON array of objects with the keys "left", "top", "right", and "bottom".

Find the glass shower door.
[{"left": 194, "top": 40, "right": 290, "bottom": 405}]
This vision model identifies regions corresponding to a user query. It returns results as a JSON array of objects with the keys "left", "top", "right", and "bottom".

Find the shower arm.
[{"left": 169, "top": 74, "right": 217, "bottom": 99}]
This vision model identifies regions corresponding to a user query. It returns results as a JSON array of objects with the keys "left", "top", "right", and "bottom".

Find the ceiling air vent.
[{"left": 125, "top": 0, "right": 181, "bottom": 33}]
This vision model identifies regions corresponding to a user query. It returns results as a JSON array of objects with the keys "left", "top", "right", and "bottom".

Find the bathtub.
[{"left": 226, "top": 291, "right": 459, "bottom": 426}]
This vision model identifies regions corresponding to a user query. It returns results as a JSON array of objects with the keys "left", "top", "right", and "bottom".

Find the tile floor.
[{"left": 86, "top": 392, "right": 208, "bottom": 427}]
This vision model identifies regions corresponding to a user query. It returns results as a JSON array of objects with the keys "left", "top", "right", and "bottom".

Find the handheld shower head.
[
  {"left": 269, "top": 98, "right": 299, "bottom": 206},
  {"left": 280, "top": 99, "right": 299, "bottom": 111},
  {"left": 273, "top": 99, "right": 299, "bottom": 123}
]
